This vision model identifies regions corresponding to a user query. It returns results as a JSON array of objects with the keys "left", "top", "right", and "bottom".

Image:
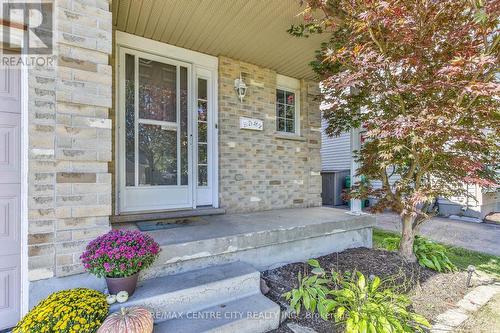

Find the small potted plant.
[{"left": 81, "top": 229, "right": 160, "bottom": 296}]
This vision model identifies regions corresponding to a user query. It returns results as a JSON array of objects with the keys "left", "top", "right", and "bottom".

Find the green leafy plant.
[
  {"left": 384, "top": 236, "right": 457, "bottom": 272},
  {"left": 284, "top": 259, "right": 430, "bottom": 333}
]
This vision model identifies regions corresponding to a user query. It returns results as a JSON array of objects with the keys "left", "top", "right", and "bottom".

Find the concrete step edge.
[
  {"left": 153, "top": 218, "right": 374, "bottom": 261},
  {"left": 110, "top": 262, "right": 261, "bottom": 315},
  {"left": 110, "top": 208, "right": 226, "bottom": 223}
]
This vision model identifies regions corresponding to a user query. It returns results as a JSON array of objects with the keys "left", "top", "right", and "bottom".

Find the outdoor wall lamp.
[{"left": 234, "top": 72, "right": 247, "bottom": 102}]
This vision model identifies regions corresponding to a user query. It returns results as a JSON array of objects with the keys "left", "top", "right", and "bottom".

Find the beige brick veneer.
[
  {"left": 218, "top": 57, "right": 322, "bottom": 213},
  {"left": 28, "top": 0, "right": 112, "bottom": 281}
]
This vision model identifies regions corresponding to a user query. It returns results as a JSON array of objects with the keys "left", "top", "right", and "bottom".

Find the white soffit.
[{"left": 113, "top": 0, "right": 328, "bottom": 80}]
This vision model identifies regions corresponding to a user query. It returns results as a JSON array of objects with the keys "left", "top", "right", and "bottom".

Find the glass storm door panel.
[
  {"left": 119, "top": 48, "right": 192, "bottom": 213},
  {"left": 195, "top": 71, "right": 214, "bottom": 206}
]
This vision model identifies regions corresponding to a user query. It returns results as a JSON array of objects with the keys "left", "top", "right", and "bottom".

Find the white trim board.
[
  {"left": 277, "top": 74, "right": 300, "bottom": 90},
  {"left": 115, "top": 31, "right": 218, "bottom": 70}
]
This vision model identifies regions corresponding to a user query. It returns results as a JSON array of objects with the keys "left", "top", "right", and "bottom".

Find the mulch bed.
[
  {"left": 263, "top": 247, "right": 469, "bottom": 333},
  {"left": 410, "top": 271, "right": 468, "bottom": 321}
]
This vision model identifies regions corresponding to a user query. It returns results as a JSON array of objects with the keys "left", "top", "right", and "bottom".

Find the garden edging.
[{"left": 430, "top": 282, "right": 500, "bottom": 332}]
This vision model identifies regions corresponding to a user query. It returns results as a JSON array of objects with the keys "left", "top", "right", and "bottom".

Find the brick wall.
[
  {"left": 218, "top": 56, "right": 322, "bottom": 213},
  {"left": 28, "top": 0, "right": 112, "bottom": 281}
]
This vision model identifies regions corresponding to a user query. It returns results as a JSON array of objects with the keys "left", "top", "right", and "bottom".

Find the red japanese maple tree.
[{"left": 291, "top": 0, "right": 500, "bottom": 260}]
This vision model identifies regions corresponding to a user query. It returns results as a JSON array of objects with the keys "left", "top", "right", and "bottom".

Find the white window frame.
[{"left": 276, "top": 74, "right": 301, "bottom": 135}]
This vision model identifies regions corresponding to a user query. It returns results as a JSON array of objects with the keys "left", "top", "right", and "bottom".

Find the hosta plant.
[
  {"left": 284, "top": 259, "right": 430, "bottom": 333},
  {"left": 13, "top": 288, "right": 108, "bottom": 333},
  {"left": 384, "top": 236, "right": 457, "bottom": 272}
]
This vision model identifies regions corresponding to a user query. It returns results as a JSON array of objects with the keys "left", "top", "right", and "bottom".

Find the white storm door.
[
  {"left": 0, "top": 68, "right": 21, "bottom": 330},
  {"left": 119, "top": 48, "right": 193, "bottom": 213}
]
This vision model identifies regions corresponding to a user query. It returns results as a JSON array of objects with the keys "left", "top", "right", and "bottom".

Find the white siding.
[
  {"left": 320, "top": 118, "right": 400, "bottom": 188},
  {"left": 321, "top": 119, "right": 351, "bottom": 171}
]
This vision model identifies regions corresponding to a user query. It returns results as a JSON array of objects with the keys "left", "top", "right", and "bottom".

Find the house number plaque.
[{"left": 240, "top": 117, "right": 263, "bottom": 131}]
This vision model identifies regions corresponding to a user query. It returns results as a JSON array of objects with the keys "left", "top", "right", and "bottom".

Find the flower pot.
[{"left": 105, "top": 273, "right": 139, "bottom": 296}]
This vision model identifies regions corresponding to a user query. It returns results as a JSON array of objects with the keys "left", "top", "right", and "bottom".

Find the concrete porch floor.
[
  {"left": 119, "top": 206, "right": 374, "bottom": 246},
  {"left": 117, "top": 207, "right": 375, "bottom": 279}
]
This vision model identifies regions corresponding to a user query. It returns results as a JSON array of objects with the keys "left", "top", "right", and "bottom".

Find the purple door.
[{"left": 0, "top": 67, "right": 21, "bottom": 330}]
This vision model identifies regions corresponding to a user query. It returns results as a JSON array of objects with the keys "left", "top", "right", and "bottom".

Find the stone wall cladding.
[
  {"left": 218, "top": 56, "right": 322, "bottom": 213},
  {"left": 28, "top": 0, "right": 112, "bottom": 281}
]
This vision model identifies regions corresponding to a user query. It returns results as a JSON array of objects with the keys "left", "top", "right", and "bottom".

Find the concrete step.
[
  {"left": 110, "top": 261, "right": 260, "bottom": 319},
  {"left": 153, "top": 293, "right": 281, "bottom": 333}
]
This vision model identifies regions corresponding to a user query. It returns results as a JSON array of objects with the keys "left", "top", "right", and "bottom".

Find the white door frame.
[
  {"left": 115, "top": 32, "right": 219, "bottom": 214},
  {"left": 194, "top": 67, "right": 218, "bottom": 206}
]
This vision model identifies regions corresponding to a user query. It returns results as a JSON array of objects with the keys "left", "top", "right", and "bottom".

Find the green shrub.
[
  {"left": 284, "top": 259, "right": 430, "bottom": 333},
  {"left": 13, "top": 288, "right": 109, "bottom": 333},
  {"left": 383, "top": 235, "right": 457, "bottom": 272}
]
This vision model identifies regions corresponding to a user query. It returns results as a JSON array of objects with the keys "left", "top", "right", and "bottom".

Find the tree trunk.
[{"left": 399, "top": 215, "right": 417, "bottom": 262}]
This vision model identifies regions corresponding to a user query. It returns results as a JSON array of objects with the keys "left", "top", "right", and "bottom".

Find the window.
[
  {"left": 123, "top": 52, "right": 189, "bottom": 187},
  {"left": 276, "top": 89, "right": 296, "bottom": 133},
  {"left": 276, "top": 74, "right": 300, "bottom": 134},
  {"left": 197, "top": 78, "right": 208, "bottom": 186}
]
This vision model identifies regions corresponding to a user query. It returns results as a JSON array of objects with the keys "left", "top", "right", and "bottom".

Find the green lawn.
[{"left": 373, "top": 228, "right": 500, "bottom": 279}]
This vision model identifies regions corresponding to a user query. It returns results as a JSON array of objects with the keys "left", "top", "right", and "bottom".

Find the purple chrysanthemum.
[{"left": 80, "top": 229, "right": 161, "bottom": 278}]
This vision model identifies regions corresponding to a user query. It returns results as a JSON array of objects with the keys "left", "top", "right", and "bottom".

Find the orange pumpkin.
[{"left": 98, "top": 307, "right": 154, "bottom": 333}]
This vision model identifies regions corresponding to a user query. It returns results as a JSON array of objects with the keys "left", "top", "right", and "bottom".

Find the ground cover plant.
[
  {"left": 290, "top": 0, "right": 500, "bottom": 262},
  {"left": 264, "top": 244, "right": 497, "bottom": 333},
  {"left": 264, "top": 248, "right": 449, "bottom": 333},
  {"left": 373, "top": 228, "right": 500, "bottom": 278},
  {"left": 283, "top": 260, "right": 430, "bottom": 332},
  {"left": 383, "top": 235, "right": 457, "bottom": 272}
]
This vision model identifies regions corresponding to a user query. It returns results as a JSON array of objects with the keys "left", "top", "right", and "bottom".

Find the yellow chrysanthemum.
[{"left": 12, "top": 288, "right": 108, "bottom": 333}]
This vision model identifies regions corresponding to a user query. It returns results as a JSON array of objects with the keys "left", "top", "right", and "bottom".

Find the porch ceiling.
[{"left": 112, "top": 0, "right": 328, "bottom": 80}]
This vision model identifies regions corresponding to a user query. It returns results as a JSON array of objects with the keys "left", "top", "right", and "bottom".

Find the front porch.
[
  {"left": 122, "top": 206, "right": 374, "bottom": 279},
  {"left": 29, "top": 207, "right": 374, "bottom": 308}
]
